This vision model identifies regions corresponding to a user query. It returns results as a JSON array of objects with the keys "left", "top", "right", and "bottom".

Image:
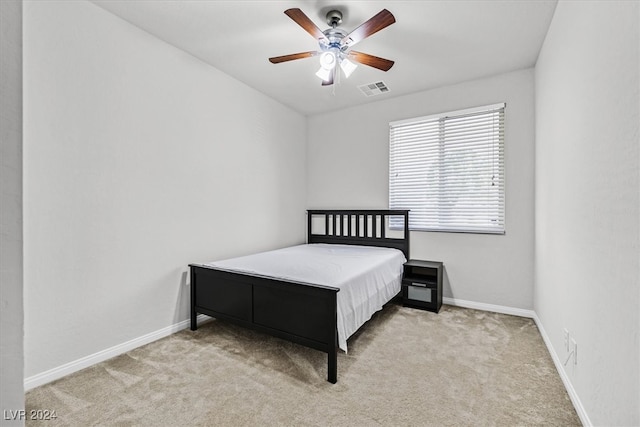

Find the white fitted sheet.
[{"left": 205, "top": 244, "right": 406, "bottom": 352}]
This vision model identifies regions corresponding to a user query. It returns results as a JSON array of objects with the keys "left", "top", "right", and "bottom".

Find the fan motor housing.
[{"left": 322, "top": 27, "right": 348, "bottom": 40}]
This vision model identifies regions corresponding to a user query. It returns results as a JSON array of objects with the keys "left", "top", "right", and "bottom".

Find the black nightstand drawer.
[{"left": 406, "top": 283, "right": 435, "bottom": 303}]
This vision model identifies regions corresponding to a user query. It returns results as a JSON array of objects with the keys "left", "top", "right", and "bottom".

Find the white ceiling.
[{"left": 90, "top": 0, "right": 557, "bottom": 116}]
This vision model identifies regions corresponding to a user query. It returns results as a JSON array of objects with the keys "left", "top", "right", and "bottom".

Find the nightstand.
[{"left": 402, "top": 259, "right": 443, "bottom": 313}]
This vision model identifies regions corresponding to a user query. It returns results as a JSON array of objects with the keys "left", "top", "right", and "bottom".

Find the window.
[{"left": 389, "top": 103, "right": 505, "bottom": 234}]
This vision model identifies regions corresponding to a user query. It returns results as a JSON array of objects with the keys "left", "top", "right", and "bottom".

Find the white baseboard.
[
  {"left": 532, "top": 312, "right": 592, "bottom": 427},
  {"left": 443, "top": 297, "right": 535, "bottom": 318},
  {"left": 24, "top": 314, "right": 210, "bottom": 391}
]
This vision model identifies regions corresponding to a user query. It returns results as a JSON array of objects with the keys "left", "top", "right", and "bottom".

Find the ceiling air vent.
[{"left": 358, "top": 81, "right": 390, "bottom": 97}]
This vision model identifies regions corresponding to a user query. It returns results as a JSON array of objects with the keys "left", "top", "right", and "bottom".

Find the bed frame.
[{"left": 189, "top": 209, "right": 409, "bottom": 383}]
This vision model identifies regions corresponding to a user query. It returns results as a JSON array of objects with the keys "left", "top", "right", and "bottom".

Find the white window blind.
[{"left": 389, "top": 103, "right": 505, "bottom": 234}]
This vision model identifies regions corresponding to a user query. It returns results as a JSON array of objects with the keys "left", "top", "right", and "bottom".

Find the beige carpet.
[{"left": 26, "top": 304, "right": 581, "bottom": 426}]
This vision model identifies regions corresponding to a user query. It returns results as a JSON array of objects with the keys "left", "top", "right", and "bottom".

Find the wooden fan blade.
[
  {"left": 341, "top": 9, "right": 395, "bottom": 47},
  {"left": 321, "top": 69, "right": 334, "bottom": 86},
  {"left": 269, "top": 51, "right": 316, "bottom": 64},
  {"left": 348, "top": 51, "right": 395, "bottom": 71},
  {"left": 284, "top": 8, "right": 328, "bottom": 42}
]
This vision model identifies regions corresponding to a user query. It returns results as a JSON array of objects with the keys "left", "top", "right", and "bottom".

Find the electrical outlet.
[
  {"left": 563, "top": 328, "right": 570, "bottom": 352},
  {"left": 571, "top": 338, "right": 578, "bottom": 365}
]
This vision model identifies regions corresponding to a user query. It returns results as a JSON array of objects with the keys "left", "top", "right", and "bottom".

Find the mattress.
[{"left": 205, "top": 243, "right": 406, "bottom": 352}]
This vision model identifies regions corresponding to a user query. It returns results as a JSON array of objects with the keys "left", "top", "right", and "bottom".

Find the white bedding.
[{"left": 205, "top": 244, "right": 406, "bottom": 352}]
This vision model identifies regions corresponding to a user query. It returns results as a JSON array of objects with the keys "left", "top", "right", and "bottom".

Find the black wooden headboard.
[{"left": 307, "top": 210, "right": 410, "bottom": 259}]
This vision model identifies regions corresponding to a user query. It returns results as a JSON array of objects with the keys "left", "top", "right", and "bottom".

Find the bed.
[{"left": 189, "top": 209, "right": 410, "bottom": 383}]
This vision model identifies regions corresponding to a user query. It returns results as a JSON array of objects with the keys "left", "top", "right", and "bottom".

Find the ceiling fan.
[{"left": 269, "top": 8, "right": 396, "bottom": 86}]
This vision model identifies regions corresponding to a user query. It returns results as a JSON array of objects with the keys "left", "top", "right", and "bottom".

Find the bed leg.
[
  {"left": 327, "top": 295, "right": 338, "bottom": 383},
  {"left": 328, "top": 350, "right": 337, "bottom": 384},
  {"left": 190, "top": 267, "right": 197, "bottom": 331},
  {"left": 190, "top": 311, "right": 197, "bottom": 331}
]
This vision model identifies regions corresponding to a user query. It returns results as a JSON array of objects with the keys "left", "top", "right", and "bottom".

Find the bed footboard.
[{"left": 189, "top": 265, "right": 339, "bottom": 383}]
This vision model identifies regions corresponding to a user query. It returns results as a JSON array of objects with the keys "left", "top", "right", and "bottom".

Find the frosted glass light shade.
[
  {"left": 340, "top": 58, "right": 357, "bottom": 78},
  {"left": 319, "top": 51, "right": 336, "bottom": 70},
  {"left": 315, "top": 67, "right": 332, "bottom": 81}
]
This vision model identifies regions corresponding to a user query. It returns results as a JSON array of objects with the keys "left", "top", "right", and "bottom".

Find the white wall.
[
  {"left": 23, "top": 0, "right": 307, "bottom": 378},
  {"left": 307, "top": 69, "right": 535, "bottom": 310},
  {"left": 0, "top": 0, "right": 25, "bottom": 424},
  {"left": 534, "top": 1, "right": 639, "bottom": 425}
]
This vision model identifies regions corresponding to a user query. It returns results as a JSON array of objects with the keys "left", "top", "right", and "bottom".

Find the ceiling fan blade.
[
  {"left": 348, "top": 51, "right": 395, "bottom": 71},
  {"left": 341, "top": 9, "right": 395, "bottom": 47},
  {"left": 284, "top": 8, "right": 328, "bottom": 42},
  {"left": 269, "top": 51, "right": 317, "bottom": 64},
  {"left": 321, "top": 69, "right": 334, "bottom": 86}
]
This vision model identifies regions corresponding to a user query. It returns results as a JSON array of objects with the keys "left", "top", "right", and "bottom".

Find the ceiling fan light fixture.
[
  {"left": 270, "top": 8, "right": 395, "bottom": 87},
  {"left": 319, "top": 51, "right": 337, "bottom": 70},
  {"left": 340, "top": 57, "right": 357, "bottom": 78}
]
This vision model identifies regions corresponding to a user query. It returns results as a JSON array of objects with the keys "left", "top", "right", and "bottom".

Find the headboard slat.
[{"left": 364, "top": 215, "right": 369, "bottom": 238}]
